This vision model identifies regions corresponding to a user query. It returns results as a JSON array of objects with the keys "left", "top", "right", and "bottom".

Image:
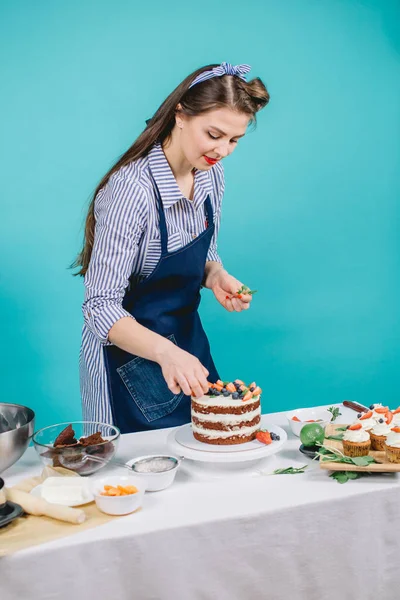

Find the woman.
[{"left": 75, "top": 62, "right": 270, "bottom": 433}]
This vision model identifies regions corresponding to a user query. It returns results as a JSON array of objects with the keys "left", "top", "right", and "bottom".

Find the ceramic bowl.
[
  {"left": 285, "top": 408, "right": 332, "bottom": 437},
  {"left": 91, "top": 475, "right": 146, "bottom": 516}
]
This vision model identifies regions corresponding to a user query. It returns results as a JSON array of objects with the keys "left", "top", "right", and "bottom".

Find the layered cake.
[{"left": 191, "top": 379, "right": 262, "bottom": 445}]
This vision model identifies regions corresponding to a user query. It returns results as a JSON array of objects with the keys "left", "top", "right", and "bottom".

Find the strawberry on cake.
[{"left": 191, "top": 379, "right": 262, "bottom": 445}]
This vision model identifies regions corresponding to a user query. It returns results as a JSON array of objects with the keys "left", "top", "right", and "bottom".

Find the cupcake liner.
[
  {"left": 370, "top": 433, "right": 387, "bottom": 451},
  {"left": 342, "top": 439, "right": 371, "bottom": 457},
  {"left": 385, "top": 445, "right": 400, "bottom": 464}
]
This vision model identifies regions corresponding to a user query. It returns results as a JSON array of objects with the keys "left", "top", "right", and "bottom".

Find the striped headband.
[{"left": 188, "top": 62, "right": 251, "bottom": 89}]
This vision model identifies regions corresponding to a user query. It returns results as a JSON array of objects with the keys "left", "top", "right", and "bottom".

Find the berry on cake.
[{"left": 191, "top": 379, "right": 262, "bottom": 445}]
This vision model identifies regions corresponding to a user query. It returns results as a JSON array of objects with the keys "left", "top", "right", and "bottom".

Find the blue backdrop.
[{"left": 1, "top": 0, "right": 399, "bottom": 429}]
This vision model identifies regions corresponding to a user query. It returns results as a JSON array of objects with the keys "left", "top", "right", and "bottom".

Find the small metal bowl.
[{"left": 126, "top": 455, "right": 181, "bottom": 491}]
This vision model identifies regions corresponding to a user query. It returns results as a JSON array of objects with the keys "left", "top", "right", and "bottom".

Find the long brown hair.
[{"left": 73, "top": 63, "right": 270, "bottom": 276}]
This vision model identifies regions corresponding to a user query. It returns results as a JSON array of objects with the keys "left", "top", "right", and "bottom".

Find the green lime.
[{"left": 300, "top": 423, "right": 325, "bottom": 447}]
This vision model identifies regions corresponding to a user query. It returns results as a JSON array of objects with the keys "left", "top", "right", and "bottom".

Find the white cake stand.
[{"left": 166, "top": 416, "right": 287, "bottom": 464}]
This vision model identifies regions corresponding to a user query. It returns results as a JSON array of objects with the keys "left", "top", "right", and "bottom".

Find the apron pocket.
[{"left": 116, "top": 334, "right": 185, "bottom": 423}]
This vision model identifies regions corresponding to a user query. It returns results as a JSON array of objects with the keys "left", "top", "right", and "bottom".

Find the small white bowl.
[
  {"left": 126, "top": 455, "right": 181, "bottom": 492},
  {"left": 285, "top": 408, "right": 332, "bottom": 437},
  {"left": 90, "top": 475, "right": 146, "bottom": 515}
]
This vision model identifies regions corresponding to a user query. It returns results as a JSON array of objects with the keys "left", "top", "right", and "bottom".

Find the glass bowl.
[{"left": 32, "top": 421, "right": 120, "bottom": 476}]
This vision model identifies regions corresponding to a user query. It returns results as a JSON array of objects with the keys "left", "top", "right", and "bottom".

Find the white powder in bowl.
[{"left": 132, "top": 457, "right": 177, "bottom": 473}]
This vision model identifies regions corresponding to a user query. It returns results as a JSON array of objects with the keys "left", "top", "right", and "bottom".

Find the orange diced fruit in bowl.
[{"left": 101, "top": 484, "right": 138, "bottom": 497}]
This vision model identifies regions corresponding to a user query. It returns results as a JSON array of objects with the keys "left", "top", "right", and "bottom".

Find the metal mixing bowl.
[{"left": 0, "top": 403, "right": 35, "bottom": 473}]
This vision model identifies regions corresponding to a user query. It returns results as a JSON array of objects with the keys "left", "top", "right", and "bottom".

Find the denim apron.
[{"left": 103, "top": 169, "right": 220, "bottom": 433}]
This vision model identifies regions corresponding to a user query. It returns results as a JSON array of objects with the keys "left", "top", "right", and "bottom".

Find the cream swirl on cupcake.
[
  {"left": 371, "top": 419, "right": 392, "bottom": 437},
  {"left": 369, "top": 403, "right": 389, "bottom": 420},
  {"left": 343, "top": 427, "right": 370, "bottom": 443},
  {"left": 391, "top": 409, "right": 400, "bottom": 426},
  {"left": 355, "top": 410, "right": 375, "bottom": 431},
  {"left": 385, "top": 429, "right": 400, "bottom": 448}
]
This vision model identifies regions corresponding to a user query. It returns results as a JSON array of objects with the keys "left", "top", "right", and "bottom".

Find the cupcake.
[
  {"left": 391, "top": 407, "right": 400, "bottom": 427},
  {"left": 370, "top": 413, "right": 393, "bottom": 451},
  {"left": 342, "top": 424, "right": 371, "bottom": 457},
  {"left": 355, "top": 410, "right": 375, "bottom": 432},
  {"left": 384, "top": 427, "right": 400, "bottom": 463}
]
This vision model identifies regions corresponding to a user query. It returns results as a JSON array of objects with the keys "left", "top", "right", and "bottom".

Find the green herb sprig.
[
  {"left": 315, "top": 444, "right": 376, "bottom": 467},
  {"left": 273, "top": 465, "right": 308, "bottom": 475},
  {"left": 325, "top": 434, "right": 344, "bottom": 441},
  {"left": 330, "top": 471, "right": 370, "bottom": 484},
  {"left": 236, "top": 285, "right": 258, "bottom": 296},
  {"left": 327, "top": 406, "right": 342, "bottom": 422}
]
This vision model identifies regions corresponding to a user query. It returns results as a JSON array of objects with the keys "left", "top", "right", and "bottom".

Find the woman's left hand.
[{"left": 209, "top": 269, "right": 253, "bottom": 313}]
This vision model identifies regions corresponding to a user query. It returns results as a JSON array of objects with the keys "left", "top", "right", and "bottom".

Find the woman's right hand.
[{"left": 156, "top": 344, "right": 210, "bottom": 399}]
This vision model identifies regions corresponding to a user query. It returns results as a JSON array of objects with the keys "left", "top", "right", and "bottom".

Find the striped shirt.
[{"left": 80, "top": 141, "right": 225, "bottom": 424}]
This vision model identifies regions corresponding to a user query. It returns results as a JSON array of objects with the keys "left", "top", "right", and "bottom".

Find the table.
[{"left": 1, "top": 405, "right": 400, "bottom": 600}]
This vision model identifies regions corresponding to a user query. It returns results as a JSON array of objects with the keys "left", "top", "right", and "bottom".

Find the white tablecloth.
[{"left": 1, "top": 405, "right": 400, "bottom": 600}]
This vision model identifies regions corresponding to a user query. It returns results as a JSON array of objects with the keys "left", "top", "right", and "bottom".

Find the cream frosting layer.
[
  {"left": 343, "top": 428, "right": 370, "bottom": 443},
  {"left": 191, "top": 406, "right": 261, "bottom": 424},
  {"left": 392, "top": 412, "right": 400, "bottom": 426},
  {"left": 192, "top": 394, "right": 260, "bottom": 408},
  {"left": 371, "top": 421, "right": 392, "bottom": 436},
  {"left": 355, "top": 417, "right": 375, "bottom": 430},
  {"left": 192, "top": 422, "right": 260, "bottom": 439},
  {"left": 385, "top": 431, "right": 400, "bottom": 448}
]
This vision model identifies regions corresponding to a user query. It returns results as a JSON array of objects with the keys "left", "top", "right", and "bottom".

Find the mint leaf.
[
  {"left": 351, "top": 456, "right": 376, "bottom": 466},
  {"left": 325, "top": 434, "right": 344, "bottom": 441},
  {"left": 327, "top": 406, "right": 342, "bottom": 422},
  {"left": 273, "top": 465, "right": 308, "bottom": 475},
  {"left": 330, "top": 472, "right": 350, "bottom": 484},
  {"left": 330, "top": 471, "right": 368, "bottom": 484}
]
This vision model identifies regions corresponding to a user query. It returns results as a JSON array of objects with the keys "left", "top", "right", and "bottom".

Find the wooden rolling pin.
[
  {"left": 343, "top": 400, "right": 369, "bottom": 413},
  {"left": 5, "top": 487, "right": 86, "bottom": 524}
]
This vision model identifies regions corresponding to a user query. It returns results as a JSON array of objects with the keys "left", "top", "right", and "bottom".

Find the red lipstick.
[{"left": 204, "top": 156, "right": 219, "bottom": 165}]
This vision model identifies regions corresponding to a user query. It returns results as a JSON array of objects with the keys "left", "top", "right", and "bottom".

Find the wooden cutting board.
[{"left": 319, "top": 424, "right": 400, "bottom": 472}]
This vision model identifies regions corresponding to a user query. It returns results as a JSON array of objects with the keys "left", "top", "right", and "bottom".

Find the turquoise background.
[{"left": 1, "top": 0, "right": 399, "bottom": 429}]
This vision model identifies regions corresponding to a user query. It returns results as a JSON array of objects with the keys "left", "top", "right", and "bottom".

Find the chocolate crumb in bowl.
[
  {"left": 54, "top": 424, "right": 78, "bottom": 447},
  {"left": 33, "top": 422, "right": 120, "bottom": 475}
]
